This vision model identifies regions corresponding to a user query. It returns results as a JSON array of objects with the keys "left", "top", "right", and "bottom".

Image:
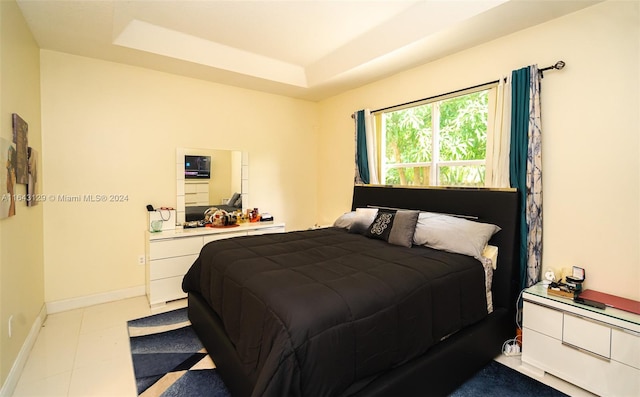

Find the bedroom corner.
[{"left": 0, "top": 0, "right": 45, "bottom": 395}]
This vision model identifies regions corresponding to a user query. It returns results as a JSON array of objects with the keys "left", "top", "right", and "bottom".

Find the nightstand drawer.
[
  {"left": 562, "top": 312, "right": 611, "bottom": 359},
  {"left": 612, "top": 328, "right": 640, "bottom": 369},
  {"left": 523, "top": 301, "right": 562, "bottom": 339}
]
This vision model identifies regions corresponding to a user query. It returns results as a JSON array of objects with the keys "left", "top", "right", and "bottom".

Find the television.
[{"left": 185, "top": 155, "right": 211, "bottom": 179}]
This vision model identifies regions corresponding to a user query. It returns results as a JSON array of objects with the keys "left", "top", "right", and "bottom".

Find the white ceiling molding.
[
  {"left": 17, "top": 0, "right": 602, "bottom": 101},
  {"left": 114, "top": 19, "right": 308, "bottom": 87}
]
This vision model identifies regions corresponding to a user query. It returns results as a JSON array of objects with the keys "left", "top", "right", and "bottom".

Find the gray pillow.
[
  {"left": 413, "top": 212, "right": 501, "bottom": 259},
  {"left": 333, "top": 211, "right": 356, "bottom": 229},
  {"left": 387, "top": 210, "right": 420, "bottom": 247},
  {"left": 228, "top": 192, "right": 241, "bottom": 207}
]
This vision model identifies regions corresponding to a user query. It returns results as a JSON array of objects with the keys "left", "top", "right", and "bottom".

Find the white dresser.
[
  {"left": 145, "top": 222, "right": 285, "bottom": 306},
  {"left": 522, "top": 283, "right": 640, "bottom": 396}
]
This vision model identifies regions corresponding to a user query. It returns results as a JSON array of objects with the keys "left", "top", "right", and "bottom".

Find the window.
[{"left": 380, "top": 86, "right": 493, "bottom": 187}]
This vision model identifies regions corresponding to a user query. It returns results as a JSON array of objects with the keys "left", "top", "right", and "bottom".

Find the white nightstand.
[{"left": 522, "top": 283, "right": 640, "bottom": 396}]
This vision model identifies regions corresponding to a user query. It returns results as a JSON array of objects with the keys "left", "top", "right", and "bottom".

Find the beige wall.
[
  {"left": 40, "top": 50, "right": 318, "bottom": 303},
  {"left": 317, "top": 1, "right": 640, "bottom": 300},
  {"left": 0, "top": 0, "right": 44, "bottom": 387}
]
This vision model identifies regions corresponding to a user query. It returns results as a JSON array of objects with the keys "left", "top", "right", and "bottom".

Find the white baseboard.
[
  {"left": 0, "top": 304, "right": 47, "bottom": 397},
  {"left": 46, "top": 285, "right": 146, "bottom": 314},
  {"left": 0, "top": 286, "right": 146, "bottom": 396}
]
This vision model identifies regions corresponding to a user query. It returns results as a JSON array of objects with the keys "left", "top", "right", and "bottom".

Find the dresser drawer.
[
  {"left": 523, "top": 301, "right": 562, "bottom": 339},
  {"left": 611, "top": 328, "right": 640, "bottom": 369},
  {"left": 149, "top": 277, "right": 187, "bottom": 305},
  {"left": 150, "top": 254, "right": 198, "bottom": 280},
  {"left": 149, "top": 236, "right": 203, "bottom": 260},
  {"left": 203, "top": 231, "right": 247, "bottom": 244},
  {"left": 562, "top": 312, "right": 611, "bottom": 359},
  {"left": 247, "top": 226, "right": 285, "bottom": 235}
]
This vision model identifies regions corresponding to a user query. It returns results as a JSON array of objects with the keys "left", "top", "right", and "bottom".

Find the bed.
[{"left": 182, "top": 185, "right": 519, "bottom": 396}]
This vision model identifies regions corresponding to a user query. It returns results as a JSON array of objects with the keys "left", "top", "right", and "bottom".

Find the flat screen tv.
[{"left": 185, "top": 155, "right": 211, "bottom": 179}]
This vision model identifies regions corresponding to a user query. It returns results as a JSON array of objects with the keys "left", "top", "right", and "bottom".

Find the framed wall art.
[{"left": 12, "top": 113, "right": 28, "bottom": 184}]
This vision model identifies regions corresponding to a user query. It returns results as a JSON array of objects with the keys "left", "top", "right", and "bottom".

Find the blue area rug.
[
  {"left": 127, "top": 308, "right": 230, "bottom": 397},
  {"left": 128, "top": 308, "right": 567, "bottom": 397},
  {"left": 449, "top": 360, "right": 568, "bottom": 397}
]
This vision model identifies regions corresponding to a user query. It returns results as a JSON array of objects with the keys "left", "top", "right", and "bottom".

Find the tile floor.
[
  {"left": 11, "top": 295, "right": 594, "bottom": 397},
  {"left": 12, "top": 296, "right": 186, "bottom": 397}
]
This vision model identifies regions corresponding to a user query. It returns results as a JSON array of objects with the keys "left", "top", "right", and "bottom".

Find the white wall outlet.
[
  {"left": 138, "top": 255, "right": 146, "bottom": 265},
  {"left": 8, "top": 315, "right": 13, "bottom": 338}
]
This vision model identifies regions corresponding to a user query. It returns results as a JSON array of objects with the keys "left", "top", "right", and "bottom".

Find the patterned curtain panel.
[
  {"left": 510, "top": 66, "right": 543, "bottom": 290},
  {"left": 526, "top": 65, "right": 542, "bottom": 288},
  {"left": 354, "top": 109, "right": 379, "bottom": 185}
]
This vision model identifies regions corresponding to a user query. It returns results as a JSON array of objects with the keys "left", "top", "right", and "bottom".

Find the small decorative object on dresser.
[{"left": 522, "top": 283, "right": 640, "bottom": 397}]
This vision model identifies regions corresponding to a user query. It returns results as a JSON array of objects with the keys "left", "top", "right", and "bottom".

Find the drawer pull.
[
  {"left": 561, "top": 341, "right": 611, "bottom": 362},
  {"left": 620, "top": 328, "right": 640, "bottom": 337}
]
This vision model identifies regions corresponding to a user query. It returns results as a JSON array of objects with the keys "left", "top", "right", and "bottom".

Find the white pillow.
[
  {"left": 413, "top": 212, "right": 501, "bottom": 260},
  {"left": 348, "top": 207, "right": 379, "bottom": 234}
]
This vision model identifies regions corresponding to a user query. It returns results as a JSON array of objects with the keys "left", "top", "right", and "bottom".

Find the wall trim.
[
  {"left": 0, "top": 304, "right": 47, "bottom": 397},
  {"left": 46, "top": 285, "right": 146, "bottom": 314}
]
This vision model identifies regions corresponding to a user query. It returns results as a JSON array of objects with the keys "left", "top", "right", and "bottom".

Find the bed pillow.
[
  {"left": 228, "top": 192, "right": 241, "bottom": 207},
  {"left": 333, "top": 211, "right": 356, "bottom": 229},
  {"left": 233, "top": 195, "right": 242, "bottom": 208},
  {"left": 365, "top": 209, "right": 419, "bottom": 247},
  {"left": 413, "top": 212, "right": 501, "bottom": 259},
  {"left": 348, "top": 208, "right": 379, "bottom": 234}
]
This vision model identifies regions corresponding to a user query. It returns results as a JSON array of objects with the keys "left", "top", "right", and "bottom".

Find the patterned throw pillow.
[
  {"left": 365, "top": 209, "right": 419, "bottom": 247},
  {"left": 366, "top": 210, "right": 395, "bottom": 241}
]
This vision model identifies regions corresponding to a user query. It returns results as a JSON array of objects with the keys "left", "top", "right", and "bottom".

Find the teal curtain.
[
  {"left": 510, "top": 66, "right": 543, "bottom": 290},
  {"left": 510, "top": 67, "right": 531, "bottom": 290},
  {"left": 355, "top": 110, "right": 370, "bottom": 184}
]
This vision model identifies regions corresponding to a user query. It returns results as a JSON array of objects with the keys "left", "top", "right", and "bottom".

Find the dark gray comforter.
[{"left": 182, "top": 227, "right": 488, "bottom": 396}]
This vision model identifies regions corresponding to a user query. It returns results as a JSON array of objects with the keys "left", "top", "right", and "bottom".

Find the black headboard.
[{"left": 351, "top": 185, "right": 520, "bottom": 311}]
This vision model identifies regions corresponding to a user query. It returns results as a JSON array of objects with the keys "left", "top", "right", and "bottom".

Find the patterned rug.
[
  {"left": 128, "top": 308, "right": 567, "bottom": 397},
  {"left": 127, "top": 308, "right": 230, "bottom": 397}
]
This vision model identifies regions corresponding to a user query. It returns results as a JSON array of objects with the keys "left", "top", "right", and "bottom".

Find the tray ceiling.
[{"left": 16, "top": 0, "right": 600, "bottom": 101}]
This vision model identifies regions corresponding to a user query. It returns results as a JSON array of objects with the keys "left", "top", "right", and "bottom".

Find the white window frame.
[{"left": 379, "top": 84, "right": 495, "bottom": 187}]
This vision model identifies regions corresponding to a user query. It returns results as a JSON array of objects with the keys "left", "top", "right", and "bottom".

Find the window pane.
[
  {"left": 383, "top": 105, "right": 432, "bottom": 165},
  {"left": 439, "top": 165, "right": 485, "bottom": 187},
  {"left": 380, "top": 86, "right": 491, "bottom": 187},
  {"left": 385, "top": 166, "right": 430, "bottom": 186},
  {"left": 439, "top": 91, "right": 488, "bottom": 161}
]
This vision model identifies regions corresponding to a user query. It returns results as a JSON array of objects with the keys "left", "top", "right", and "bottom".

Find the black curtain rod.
[
  {"left": 538, "top": 60, "right": 565, "bottom": 77},
  {"left": 364, "top": 60, "right": 565, "bottom": 115},
  {"left": 370, "top": 79, "right": 499, "bottom": 114}
]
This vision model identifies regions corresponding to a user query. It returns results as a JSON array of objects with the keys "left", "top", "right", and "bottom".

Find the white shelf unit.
[
  {"left": 145, "top": 222, "right": 285, "bottom": 306},
  {"left": 522, "top": 284, "right": 640, "bottom": 397}
]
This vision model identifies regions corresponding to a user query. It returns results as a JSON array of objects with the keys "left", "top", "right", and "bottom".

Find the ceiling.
[{"left": 16, "top": 0, "right": 600, "bottom": 101}]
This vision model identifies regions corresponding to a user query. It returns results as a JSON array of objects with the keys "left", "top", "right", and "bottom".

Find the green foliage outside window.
[{"left": 383, "top": 90, "right": 489, "bottom": 187}]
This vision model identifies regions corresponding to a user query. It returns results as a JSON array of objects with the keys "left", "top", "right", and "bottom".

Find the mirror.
[{"left": 176, "top": 148, "right": 248, "bottom": 225}]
